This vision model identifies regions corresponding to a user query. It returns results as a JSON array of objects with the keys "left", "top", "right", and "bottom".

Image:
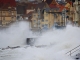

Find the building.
[
  {"left": 69, "top": 0, "right": 80, "bottom": 26},
  {"left": 43, "top": 10, "right": 54, "bottom": 29},
  {"left": 31, "top": 9, "right": 42, "bottom": 30},
  {"left": 49, "top": 0, "right": 67, "bottom": 27},
  {"left": 78, "top": 1, "right": 80, "bottom": 26},
  {"left": 73, "top": 0, "right": 79, "bottom": 25},
  {"left": 31, "top": 0, "right": 68, "bottom": 30},
  {"left": 0, "top": 0, "right": 17, "bottom": 26},
  {"left": 65, "top": 0, "right": 72, "bottom": 21},
  {"left": 31, "top": 0, "right": 54, "bottom": 30}
]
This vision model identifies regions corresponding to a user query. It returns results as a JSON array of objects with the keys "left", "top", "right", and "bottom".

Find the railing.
[{"left": 66, "top": 45, "right": 80, "bottom": 56}]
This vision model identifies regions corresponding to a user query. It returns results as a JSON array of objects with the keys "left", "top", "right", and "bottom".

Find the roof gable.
[
  {"left": 65, "top": 2, "right": 72, "bottom": 8},
  {"left": 50, "top": 0, "right": 59, "bottom": 5},
  {"left": 49, "top": 0, "right": 59, "bottom": 8}
]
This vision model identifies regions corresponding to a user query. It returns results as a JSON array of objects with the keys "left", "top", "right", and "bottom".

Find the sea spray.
[
  {"left": 0, "top": 21, "right": 31, "bottom": 48},
  {"left": 0, "top": 21, "right": 80, "bottom": 60}
]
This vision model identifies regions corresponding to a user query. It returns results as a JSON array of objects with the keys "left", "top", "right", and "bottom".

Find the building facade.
[
  {"left": 31, "top": 8, "right": 42, "bottom": 30},
  {"left": 42, "top": 10, "right": 54, "bottom": 29},
  {"left": 0, "top": 0, "right": 17, "bottom": 26},
  {"left": 0, "top": 5, "right": 17, "bottom": 26},
  {"left": 78, "top": 1, "right": 80, "bottom": 26},
  {"left": 69, "top": 0, "right": 80, "bottom": 26},
  {"left": 49, "top": 0, "right": 67, "bottom": 27}
]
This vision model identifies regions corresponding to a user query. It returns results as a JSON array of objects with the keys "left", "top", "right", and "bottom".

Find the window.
[
  {"left": 66, "top": 10, "right": 69, "bottom": 12},
  {"left": 66, "top": 16, "right": 69, "bottom": 18},
  {"left": 42, "top": 24, "right": 48, "bottom": 27},
  {"left": 34, "top": 20, "right": 36, "bottom": 23},
  {"left": 42, "top": 24, "right": 48, "bottom": 29}
]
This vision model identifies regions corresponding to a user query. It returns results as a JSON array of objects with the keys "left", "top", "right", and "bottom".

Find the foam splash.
[
  {"left": 0, "top": 21, "right": 31, "bottom": 48},
  {"left": 0, "top": 21, "right": 80, "bottom": 60},
  {"left": 34, "top": 25, "right": 80, "bottom": 50}
]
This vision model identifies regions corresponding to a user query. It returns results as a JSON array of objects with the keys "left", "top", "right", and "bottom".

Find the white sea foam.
[
  {"left": 0, "top": 21, "right": 80, "bottom": 60},
  {"left": 0, "top": 21, "right": 31, "bottom": 48}
]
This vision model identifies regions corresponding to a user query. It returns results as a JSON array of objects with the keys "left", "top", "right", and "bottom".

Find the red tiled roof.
[
  {"left": 49, "top": 0, "right": 60, "bottom": 8},
  {"left": 0, "top": 0, "right": 16, "bottom": 7},
  {"left": 65, "top": 0, "right": 73, "bottom": 6},
  {"left": 1, "top": 4, "right": 16, "bottom": 10},
  {"left": 49, "top": 0, "right": 70, "bottom": 12},
  {"left": 59, "top": 4, "right": 70, "bottom": 12},
  {"left": 59, "top": 6, "right": 64, "bottom": 12}
]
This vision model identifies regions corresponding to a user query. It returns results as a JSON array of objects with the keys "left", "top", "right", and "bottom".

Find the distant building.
[
  {"left": 0, "top": 0, "right": 17, "bottom": 26},
  {"left": 78, "top": 1, "right": 80, "bottom": 26},
  {"left": 30, "top": 1, "right": 54, "bottom": 30},
  {"left": 65, "top": 0, "right": 72, "bottom": 22},
  {"left": 73, "top": 0, "right": 80, "bottom": 26},
  {"left": 49, "top": 0, "right": 67, "bottom": 26},
  {"left": 43, "top": 10, "right": 54, "bottom": 29},
  {"left": 31, "top": 9, "right": 42, "bottom": 30},
  {"left": 30, "top": 0, "right": 68, "bottom": 30},
  {"left": 68, "top": 0, "right": 80, "bottom": 26}
]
